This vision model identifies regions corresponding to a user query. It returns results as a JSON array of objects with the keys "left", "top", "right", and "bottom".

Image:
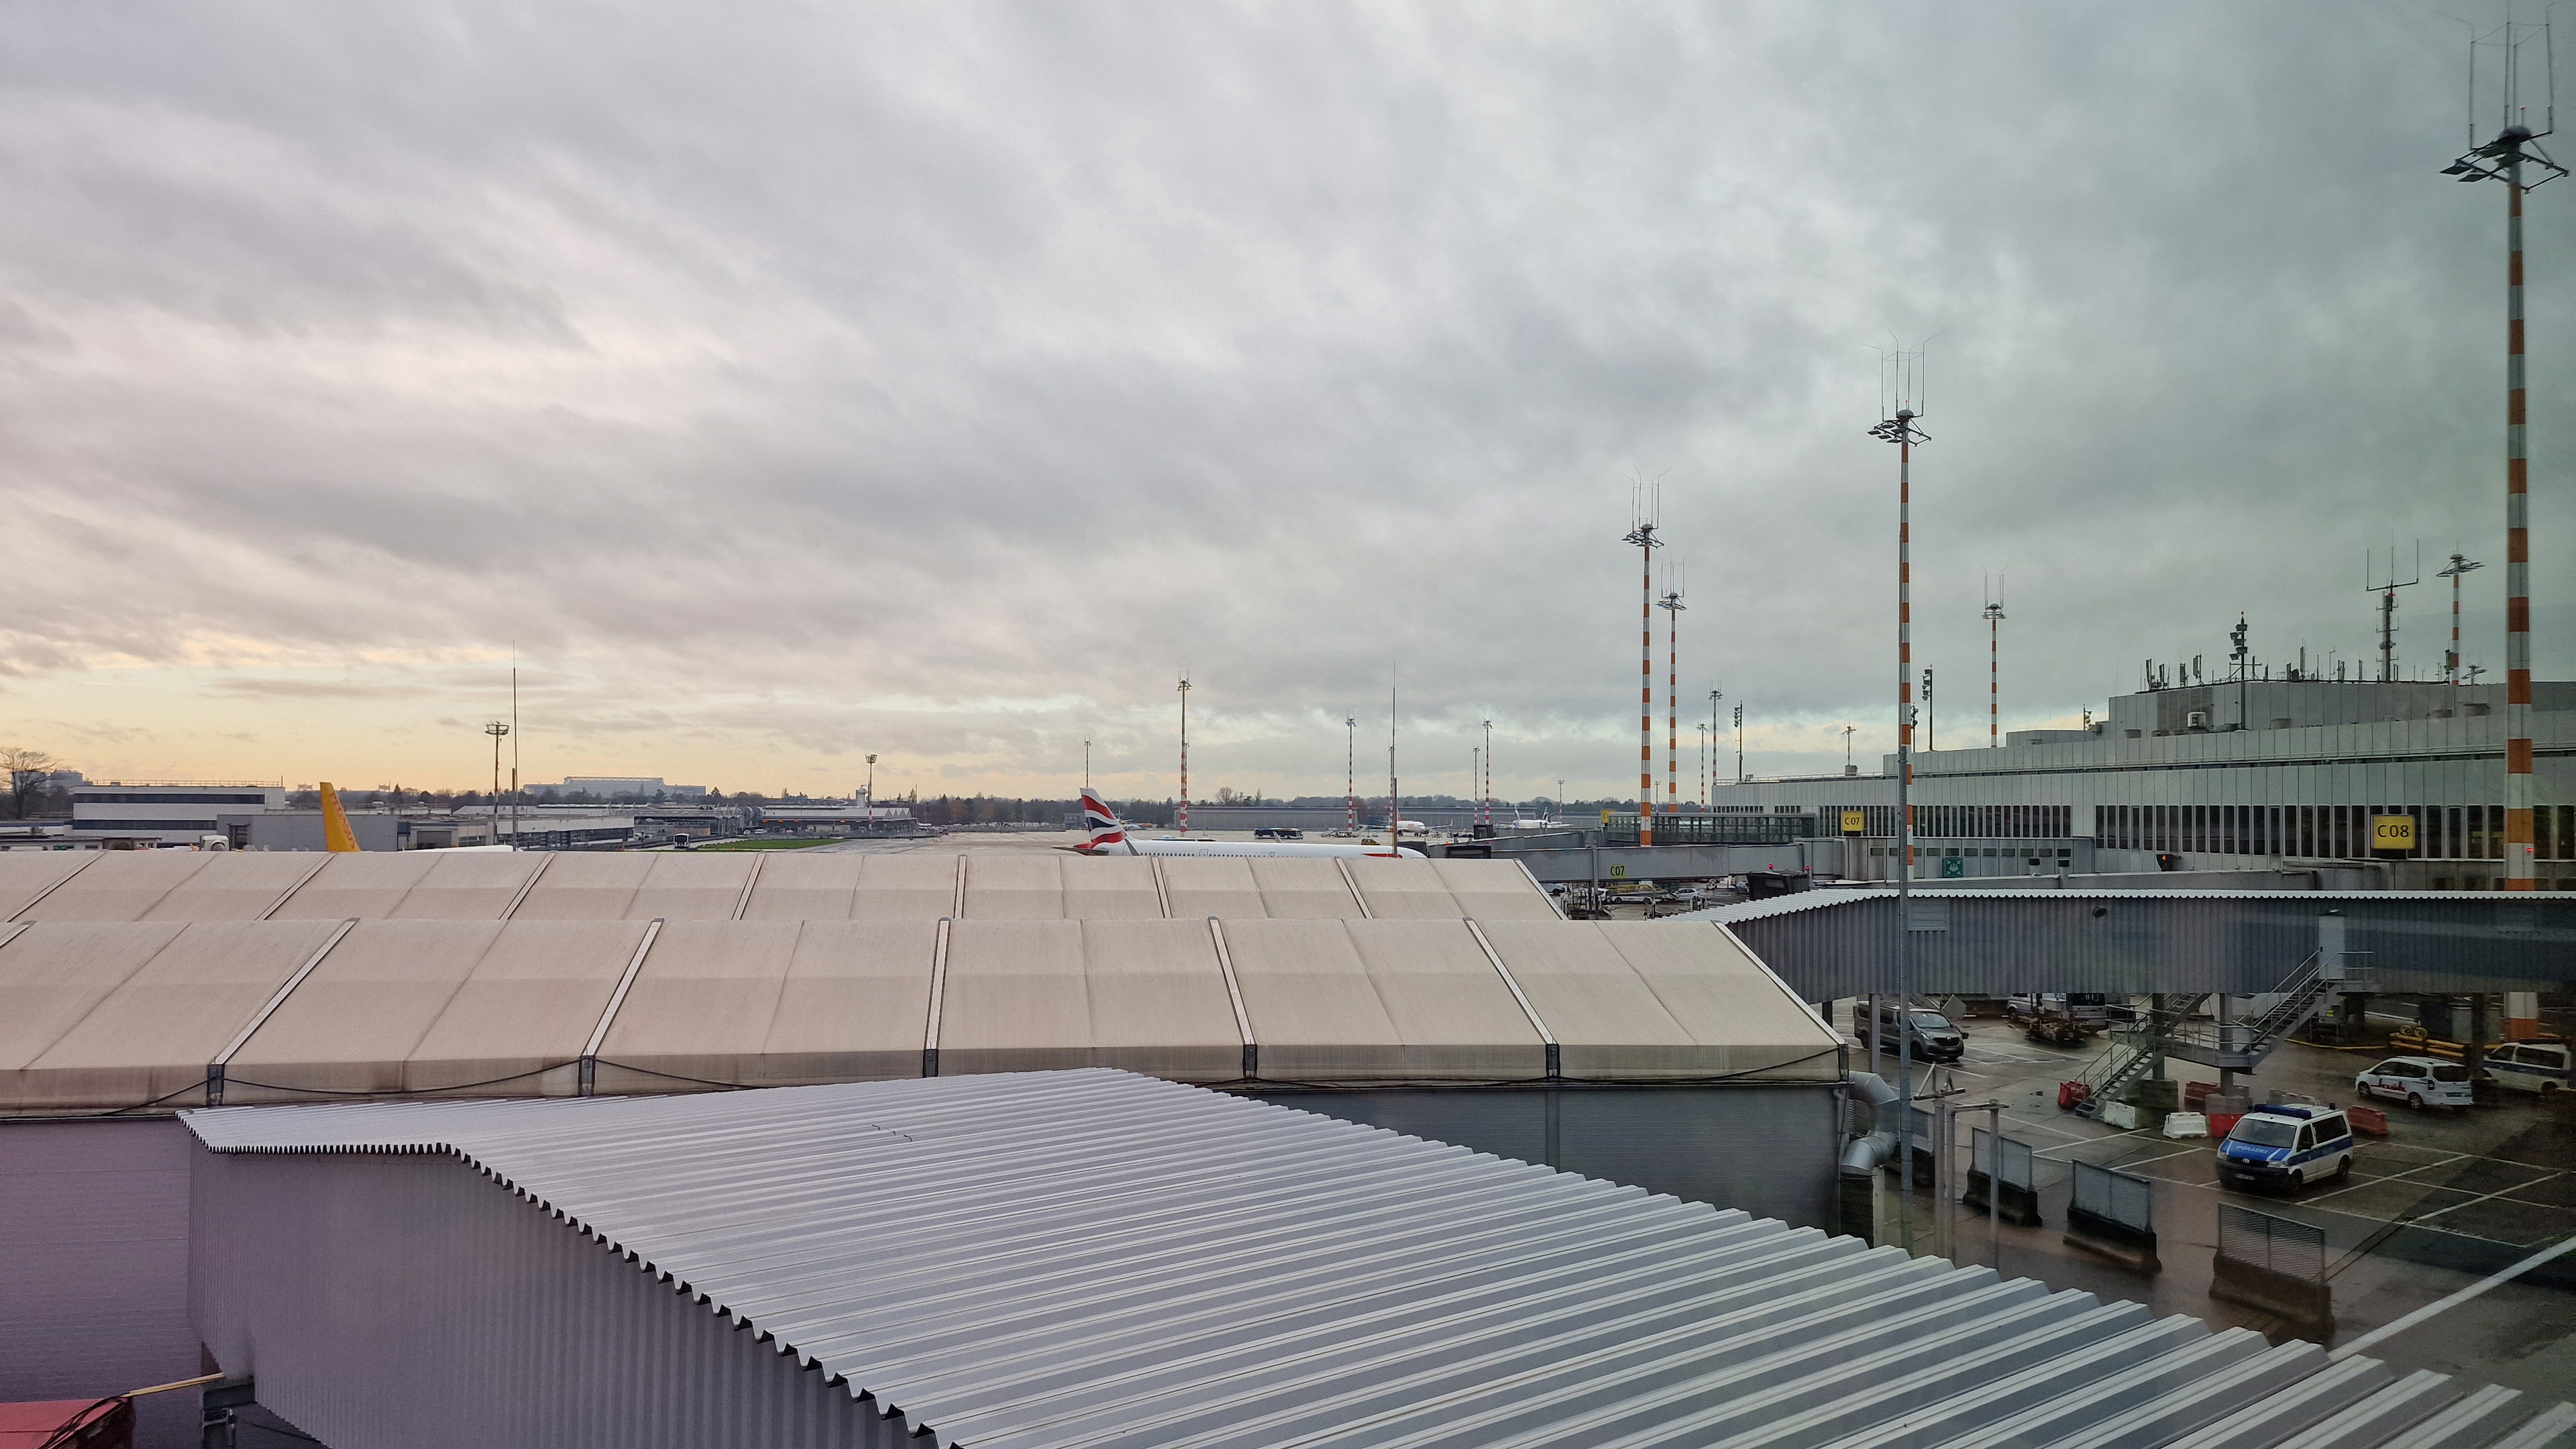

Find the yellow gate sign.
[
  {"left": 2370, "top": 814, "right": 2417, "bottom": 852},
  {"left": 1841, "top": 810, "right": 1867, "bottom": 835},
  {"left": 1608, "top": 863, "right": 1628, "bottom": 877}
]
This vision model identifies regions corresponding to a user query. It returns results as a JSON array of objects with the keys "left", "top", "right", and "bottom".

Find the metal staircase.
[{"left": 2070, "top": 955, "right": 2351, "bottom": 1120}]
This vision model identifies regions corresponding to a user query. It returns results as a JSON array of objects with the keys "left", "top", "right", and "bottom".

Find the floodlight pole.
[
  {"left": 1870, "top": 400, "right": 1929, "bottom": 1236},
  {"left": 2445, "top": 113, "right": 2564, "bottom": 888}
]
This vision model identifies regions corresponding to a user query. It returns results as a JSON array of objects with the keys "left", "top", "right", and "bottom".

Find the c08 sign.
[{"left": 2370, "top": 814, "right": 2416, "bottom": 851}]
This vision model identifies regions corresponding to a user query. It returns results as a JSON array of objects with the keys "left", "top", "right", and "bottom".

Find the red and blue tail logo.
[{"left": 1079, "top": 788, "right": 1128, "bottom": 853}]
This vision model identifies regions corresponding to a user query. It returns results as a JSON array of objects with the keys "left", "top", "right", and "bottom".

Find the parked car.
[
  {"left": 2355, "top": 1055, "right": 2475, "bottom": 1111},
  {"left": 2486, "top": 1040, "right": 2572, "bottom": 1097},
  {"left": 2216, "top": 1105, "right": 2354, "bottom": 1191},
  {"left": 1851, "top": 1002, "right": 1966, "bottom": 1063}
]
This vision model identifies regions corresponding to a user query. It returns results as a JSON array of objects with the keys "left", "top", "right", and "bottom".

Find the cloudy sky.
[{"left": 0, "top": 2, "right": 2564, "bottom": 802}]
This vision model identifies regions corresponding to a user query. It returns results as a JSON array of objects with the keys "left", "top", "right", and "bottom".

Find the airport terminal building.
[{"left": 1703, "top": 679, "right": 2576, "bottom": 889}]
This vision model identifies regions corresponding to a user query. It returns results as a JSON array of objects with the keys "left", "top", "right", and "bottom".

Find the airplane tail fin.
[
  {"left": 1078, "top": 788, "right": 1132, "bottom": 855},
  {"left": 318, "top": 782, "right": 361, "bottom": 853}
]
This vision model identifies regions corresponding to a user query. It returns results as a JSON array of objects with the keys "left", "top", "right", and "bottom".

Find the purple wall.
[{"left": 0, "top": 1118, "right": 201, "bottom": 1449}]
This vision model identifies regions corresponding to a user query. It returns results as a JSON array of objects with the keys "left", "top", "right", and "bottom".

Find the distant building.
[
  {"left": 1702, "top": 679, "right": 2575, "bottom": 889},
  {"left": 533, "top": 777, "right": 708, "bottom": 800},
  {"left": 68, "top": 781, "right": 286, "bottom": 847}
]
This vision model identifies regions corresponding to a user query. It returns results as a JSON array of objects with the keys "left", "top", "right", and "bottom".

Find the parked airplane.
[{"left": 1074, "top": 790, "right": 1425, "bottom": 858}]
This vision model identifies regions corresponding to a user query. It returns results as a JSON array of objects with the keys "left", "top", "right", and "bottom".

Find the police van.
[
  {"left": 2487, "top": 1041, "right": 2571, "bottom": 1097},
  {"left": 2215, "top": 1104, "right": 2355, "bottom": 1192}
]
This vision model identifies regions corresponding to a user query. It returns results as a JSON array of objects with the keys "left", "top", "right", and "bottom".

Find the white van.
[
  {"left": 2354, "top": 1055, "right": 2475, "bottom": 1110},
  {"left": 2487, "top": 1041, "right": 2571, "bottom": 1097}
]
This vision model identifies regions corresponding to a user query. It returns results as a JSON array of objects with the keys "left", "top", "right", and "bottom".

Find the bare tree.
[{"left": 1, "top": 747, "right": 60, "bottom": 820}]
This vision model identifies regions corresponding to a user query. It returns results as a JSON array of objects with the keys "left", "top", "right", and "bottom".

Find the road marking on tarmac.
[
  {"left": 2409, "top": 1172, "right": 2569, "bottom": 1225},
  {"left": 2330, "top": 1232, "right": 2576, "bottom": 1361},
  {"left": 2308, "top": 1152, "right": 2473, "bottom": 1203}
]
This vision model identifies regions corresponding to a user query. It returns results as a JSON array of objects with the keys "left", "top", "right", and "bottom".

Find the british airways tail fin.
[{"left": 1078, "top": 788, "right": 1134, "bottom": 854}]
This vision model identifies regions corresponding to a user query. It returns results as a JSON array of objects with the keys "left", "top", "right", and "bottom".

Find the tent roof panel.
[
  {"left": 506, "top": 853, "right": 651, "bottom": 920},
  {"left": 17, "top": 851, "right": 210, "bottom": 922},
  {"left": 389, "top": 851, "right": 549, "bottom": 920},
  {"left": 222, "top": 920, "right": 510, "bottom": 1096},
  {"left": 592, "top": 919, "right": 803, "bottom": 1083},
  {"left": 1156, "top": 857, "right": 1265, "bottom": 919},
  {"left": 140, "top": 852, "right": 322, "bottom": 921},
  {"left": 400, "top": 920, "right": 652, "bottom": 1092},
  {"left": 1431, "top": 857, "right": 1562, "bottom": 920},
  {"left": 960, "top": 854, "right": 1065, "bottom": 920},
  {"left": 740, "top": 854, "right": 865, "bottom": 920},
  {"left": 21, "top": 918, "right": 343, "bottom": 1109},
  {"left": 0, "top": 920, "right": 186, "bottom": 1071},
  {"left": 853, "top": 855, "right": 957, "bottom": 920},
  {"left": 1059, "top": 857, "right": 1164, "bottom": 920},
  {"left": 630, "top": 855, "right": 759, "bottom": 920},
  {"left": 266, "top": 852, "right": 440, "bottom": 920},
  {"left": 755, "top": 920, "right": 938, "bottom": 1078},
  {"left": 0, "top": 853, "right": 98, "bottom": 920},
  {"left": 1244, "top": 858, "right": 1366, "bottom": 918}
]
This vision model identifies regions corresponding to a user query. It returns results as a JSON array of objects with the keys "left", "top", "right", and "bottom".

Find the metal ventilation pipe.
[{"left": 1841, "top": 1071, "right": 1902, "bottom": 1175}]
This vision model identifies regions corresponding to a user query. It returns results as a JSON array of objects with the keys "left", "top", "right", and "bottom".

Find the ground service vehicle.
[
  {"left": 2216, "top": 1105, "right": 2355, "bottom": 1191},
  {"left": 2487, "top": 1041, "right": 2571, "bottom": 1097},
  {"left": 2354, "top": 1055, "right": 2475, "bottom": 1110},
  {"left": 1851, "top": 1002, "right": 1966, "bottom": 1063}
]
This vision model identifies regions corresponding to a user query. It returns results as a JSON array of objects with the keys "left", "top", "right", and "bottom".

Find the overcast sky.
[{"left": 1, "top": 2, "right": 2564, "bottom": 802}]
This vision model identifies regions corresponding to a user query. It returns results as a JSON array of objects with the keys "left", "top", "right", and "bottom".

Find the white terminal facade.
[{"left": 1703, "top": 679, "right": 2576, "bottom": 890}]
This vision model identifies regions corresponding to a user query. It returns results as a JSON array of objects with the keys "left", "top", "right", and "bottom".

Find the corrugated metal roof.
[
  {"left": 181, "top": 1070, "right": 2573, "bottom": 1449},
  {"left": 1682, "top": 890, "right": 2576, "bottom": 998}
]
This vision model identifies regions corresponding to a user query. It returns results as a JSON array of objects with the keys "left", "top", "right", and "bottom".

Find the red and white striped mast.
[
  {"left": 2443, "top": 27, "right": 2563, "bottom": 890},
  {"left": 1660, "top": 581, "right": 1686, "bottom": 827},
  {"left": 1480, "top": 718, "right": 1493, "bottom": 829},
  {"left": 1983, "top": 576, "right": 2005, "bottom": 747},
  {"left": 1623, "top": 488, "right": 1661, "bottom": 846},
  {"left": 1345, "top": 715, "right": 1358, "bottom": 833},
  {"left": 2438, "top": 555, "right": 2483, "bottom": 682},
  {"left": 1176, "top": 673, "right": 1191, "bottom": 835}
]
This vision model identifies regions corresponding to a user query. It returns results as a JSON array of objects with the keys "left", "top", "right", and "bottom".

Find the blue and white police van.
[{"left": 2215, "top": 1103, "right": 2355, "bottom": 1192}]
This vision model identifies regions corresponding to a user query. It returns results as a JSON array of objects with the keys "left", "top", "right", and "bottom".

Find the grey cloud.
[{"left": 0, "top": 1, "right": 2561, "bottom": 794}]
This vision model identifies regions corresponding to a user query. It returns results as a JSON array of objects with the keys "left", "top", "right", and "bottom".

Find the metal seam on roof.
[
  {"left": 496, "top": 851, "right": 554, "bottom": 920},
  {"left": 178, "top": 1071, "right": 2570, "bottom": 1449},
  {"left": 255, "top": 855, "right": 333, "bottom": 920},
  {"left": 207, "top": 917, "right": 360, "bottom": 1077},
  {"left": 730, "top": 853, "right": 766, "bottom": 920},
  {"left": 578, "top": 918, "right": 664, "bottom": 1063},
  {"left": 1334, "top": 857, "right": 1373, "bottom": 918}
]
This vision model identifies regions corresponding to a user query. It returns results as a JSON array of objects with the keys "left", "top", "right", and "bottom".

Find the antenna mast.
[
  {"left": 2443, "top": 19, "right": 2564, "bottom": 890},
  {"left": 2363, "top": 545, "right": 2422, "bottom": 682},
  {"left": 1868, "top": 339, "right": 1930, "bottom": 1213}
]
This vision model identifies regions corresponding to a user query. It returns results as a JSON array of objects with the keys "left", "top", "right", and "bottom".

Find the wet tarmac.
[{"left": 1855, "top": 1008, "right": 2576, "bottom": 1399}]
